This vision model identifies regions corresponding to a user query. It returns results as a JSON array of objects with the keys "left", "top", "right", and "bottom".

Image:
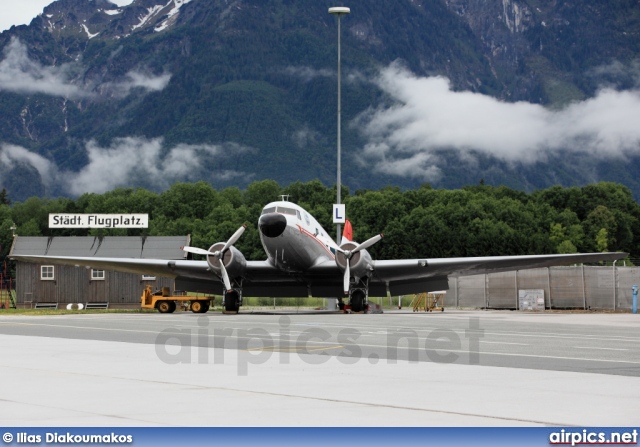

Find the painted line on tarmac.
[
  {"left": 243, "top": 345, "right": 345, "bottom": 353},
  {"left": 574, "top": 346, "right": 629, "bottom": 351}
]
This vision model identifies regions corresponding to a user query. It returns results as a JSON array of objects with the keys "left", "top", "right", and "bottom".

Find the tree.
[
  {"left": 557, "top": 240, "right": 578, "bottom": 254},
  {"left": 0, "top": 189, "right": 10, "bottom": 206},
  {"left": 157, "top": 182, "right": 217, "bottom": 220},
  {"left": 584, "top": 205, "right": 617, "bottom": 250},
  {"left": 4, "top": 180, "right": 640, "bottom": 259},
  {"left": 244, "top": 180, "right": 282, "bottom": 206},
  {"left": 596, "top": 228, "right": 609, "bottom": 252}
]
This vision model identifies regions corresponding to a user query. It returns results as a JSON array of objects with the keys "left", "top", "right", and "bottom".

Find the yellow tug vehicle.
[{"left": 140, "top": 285, "right": 213, "bottom": 313}]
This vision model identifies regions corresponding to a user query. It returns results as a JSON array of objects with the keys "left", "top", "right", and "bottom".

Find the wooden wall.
[{"left": 15, "top": 263, "right": 174, "bottom": 305}]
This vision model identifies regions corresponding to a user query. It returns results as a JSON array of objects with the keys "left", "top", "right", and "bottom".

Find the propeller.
[
  {"left": 336, "top": 234, "right": 383, "bottom": 294},
  {"left": 182, "top": 224, "right": 246, "bottom": 291}
]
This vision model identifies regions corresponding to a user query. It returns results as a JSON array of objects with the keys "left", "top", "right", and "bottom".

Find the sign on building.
[
  {"left": 49, "top": 214, "right": 149, "bottom": 229},
  {"left": 518, "top": 289, "right": 545, "bottom": 311}
]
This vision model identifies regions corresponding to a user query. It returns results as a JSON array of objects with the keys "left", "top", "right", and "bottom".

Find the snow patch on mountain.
[
  {"left": 132, "top": 4, "right": 165, "bottom": 31},
  {"left": 155, "top": 0, "right": 193, "bottom": 33},
  {"left": 81, "top": 24, "right": 99, "bottom": 39}
]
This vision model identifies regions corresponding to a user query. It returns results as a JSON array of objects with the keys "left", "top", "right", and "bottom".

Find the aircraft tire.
[
  {"left": 350, "top": 291, "right": 365, "bottom": 313},
  {"left": 224, "top": 292, "right": 240, "bottom": 312}
]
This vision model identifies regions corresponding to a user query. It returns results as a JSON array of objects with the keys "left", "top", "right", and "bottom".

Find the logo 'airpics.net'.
[{"left": 49, "top": 214, "right": 148, "bottom": 229}]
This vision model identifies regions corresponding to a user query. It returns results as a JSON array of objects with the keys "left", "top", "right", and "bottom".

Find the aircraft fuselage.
[{"left": 258, "top": 201, "right": 338, "bottom": 272}]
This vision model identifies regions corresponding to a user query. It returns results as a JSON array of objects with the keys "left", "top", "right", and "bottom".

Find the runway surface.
[{"left": 0, "top": 309, "right": 638, "bottom": 426}]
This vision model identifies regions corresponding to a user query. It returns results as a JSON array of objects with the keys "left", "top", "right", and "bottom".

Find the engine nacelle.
[
  {"left": 206, "top": 243, "right": 247, "bottom": 279},
  {"left": 335, "top": 241, "right": 373, "bottom": 279}
]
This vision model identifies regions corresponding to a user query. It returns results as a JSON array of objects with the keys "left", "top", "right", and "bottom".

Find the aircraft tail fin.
[{"left": 341, "top": 219, "right": 353, "bottom": 245}]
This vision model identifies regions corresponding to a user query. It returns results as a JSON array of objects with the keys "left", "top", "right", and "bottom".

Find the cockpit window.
[
  {"left": 261, "top": 207, "right": 276, "bottom": 215},
  {"left": 276, "top": 206, "right": 297, "bottom": 216}
]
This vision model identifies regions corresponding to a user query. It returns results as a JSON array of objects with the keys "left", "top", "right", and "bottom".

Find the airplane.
[{"left": 11, "top": 196, "right": 627, "bottom": 313}]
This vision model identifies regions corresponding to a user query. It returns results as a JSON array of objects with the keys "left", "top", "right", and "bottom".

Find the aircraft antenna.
[{"left": 279, "top": 195, "right": 290, "bottom": 202}]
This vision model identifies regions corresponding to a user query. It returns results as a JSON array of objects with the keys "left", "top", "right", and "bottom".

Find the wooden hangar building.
[{"left": 9, "top": 236, "right": 190, "bottom": 309}]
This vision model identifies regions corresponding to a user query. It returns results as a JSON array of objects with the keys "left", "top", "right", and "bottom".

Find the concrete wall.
[{"left": 444, "top": 266, "right": 639, "bottom": 310}]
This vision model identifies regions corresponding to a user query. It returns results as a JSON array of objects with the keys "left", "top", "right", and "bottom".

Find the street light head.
[{"left": 329, "top": 6, "right": 350, "bottom": 15}]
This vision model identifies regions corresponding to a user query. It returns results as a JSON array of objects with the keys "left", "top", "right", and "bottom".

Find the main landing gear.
[{"left": 223, "top": 290, "right": 241, "bottom": 313}]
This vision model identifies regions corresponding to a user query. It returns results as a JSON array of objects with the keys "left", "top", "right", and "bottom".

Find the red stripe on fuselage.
[{"left": 296, "top": 224, "right": 335, "bottom": 259}]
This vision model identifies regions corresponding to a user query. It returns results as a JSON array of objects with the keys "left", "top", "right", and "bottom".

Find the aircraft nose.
[{"left": 259, "top": 213, "right": 287, "bottom": 238}]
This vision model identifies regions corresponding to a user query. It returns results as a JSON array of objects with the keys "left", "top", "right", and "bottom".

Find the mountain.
[{"left": 0, "top": 0, "right": 639, "bottom": 202}]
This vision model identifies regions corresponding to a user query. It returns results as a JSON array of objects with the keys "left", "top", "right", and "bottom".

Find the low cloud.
[
  {"left": 101, "top": 71, "right": 172, "bottom": 98},
  {"left": 283, "top": 66, "right": 333, "bottom": 82},
  {"left": 0, "top": 38, "right": 171, "bottom": 99},
  {"left": 587, "top": 59, "right": 640, "bottom": 89},
  {"left": 292, "top": 126, "right": 320, "bottom": 149},
  {"left": 0, "top": 138, "right": 252, "bottom": 195},
  {"left": 0, "top": 38, "right": 88, "bottom": 99},
  {"left": 355, "top": 62, "right": 640, "bottom": 180},
  {"left": 0, "top": 143, "right": 55, "bottom": 184},
  {"left": 283, "top": 65, "right": 367, "bottom": 85}
]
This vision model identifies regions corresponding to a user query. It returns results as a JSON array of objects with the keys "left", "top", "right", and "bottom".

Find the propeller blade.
[
  {"left": 222, "top": 224, "right": 247, "bottom": 253},
  {"left": 219, "top": 258, "right": 232, "bottom": 292},
  {"left": 182, "top": 246, "right": 216, "bottom": 257},
  {"left": 352, "top": 234, "right": 383, "bottom": 254},
  {"left": 343, "top": 260, "right": 350, "bottom": 295}
]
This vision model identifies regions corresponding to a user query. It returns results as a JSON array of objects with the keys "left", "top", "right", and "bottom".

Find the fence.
[{"left": 442, "top": 266, "right": 640, "bottom": 310}]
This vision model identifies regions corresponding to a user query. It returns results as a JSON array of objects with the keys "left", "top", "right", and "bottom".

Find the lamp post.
[{"left": 329, "top": 6, "right": 350, "bottom": 244}]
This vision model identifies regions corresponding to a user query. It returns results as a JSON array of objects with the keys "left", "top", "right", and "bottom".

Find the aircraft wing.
[
  {"left": 8, "top": 252, "right": 338, "bottom": 295},
  {"left": 9, "top": 254, "right": 213, "bottom": 281},
  {"left": 9, "top": 253, "right": 337, "bottom": 297},
  {"left": 368, "top": 252, "right": 627, "bottom": 295},
  {"left": 277, "top": 251, "right": 628, "bottom": 297},
  {"left": 10, "top": 251, "right": 627, "bottom": 298}
]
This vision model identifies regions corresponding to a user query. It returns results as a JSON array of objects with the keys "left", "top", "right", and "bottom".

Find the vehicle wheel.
[
  {"left": 201, "top": 302, "right": 210, "bottom": 313},
  {"left": 191, "top": 301, "right": 203, "bottom": 313},
  {"left": 157, "top": 301, "right": 172, "bottom": 313}
]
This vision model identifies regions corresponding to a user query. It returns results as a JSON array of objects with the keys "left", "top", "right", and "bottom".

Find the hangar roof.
[{"left": 10, "top": 236, "right": 190, "bottom": 259}]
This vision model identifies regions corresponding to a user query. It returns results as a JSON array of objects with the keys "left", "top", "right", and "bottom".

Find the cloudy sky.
[
  {"left": 355, "top": 62, "right": 640, "bottom": 181},
  {"left": 1, "top": 2, "right": 640, "bottom": 194},
  {"left": 0, "top": 0, "right": 134, "bottom": 32}
]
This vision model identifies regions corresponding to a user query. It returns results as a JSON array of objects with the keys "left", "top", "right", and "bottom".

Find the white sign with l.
[{"left": 333, "top": 204, "right": 346, "bottom": 224}]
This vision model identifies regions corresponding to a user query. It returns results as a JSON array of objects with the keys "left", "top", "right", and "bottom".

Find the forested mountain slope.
[{"left": 0, "top": 0, "right": 639, "bottom": 202}]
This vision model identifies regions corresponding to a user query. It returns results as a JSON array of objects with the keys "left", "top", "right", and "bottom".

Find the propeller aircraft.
[{"left": 11, "top": 197, "right": 627, "bottom": 313}]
